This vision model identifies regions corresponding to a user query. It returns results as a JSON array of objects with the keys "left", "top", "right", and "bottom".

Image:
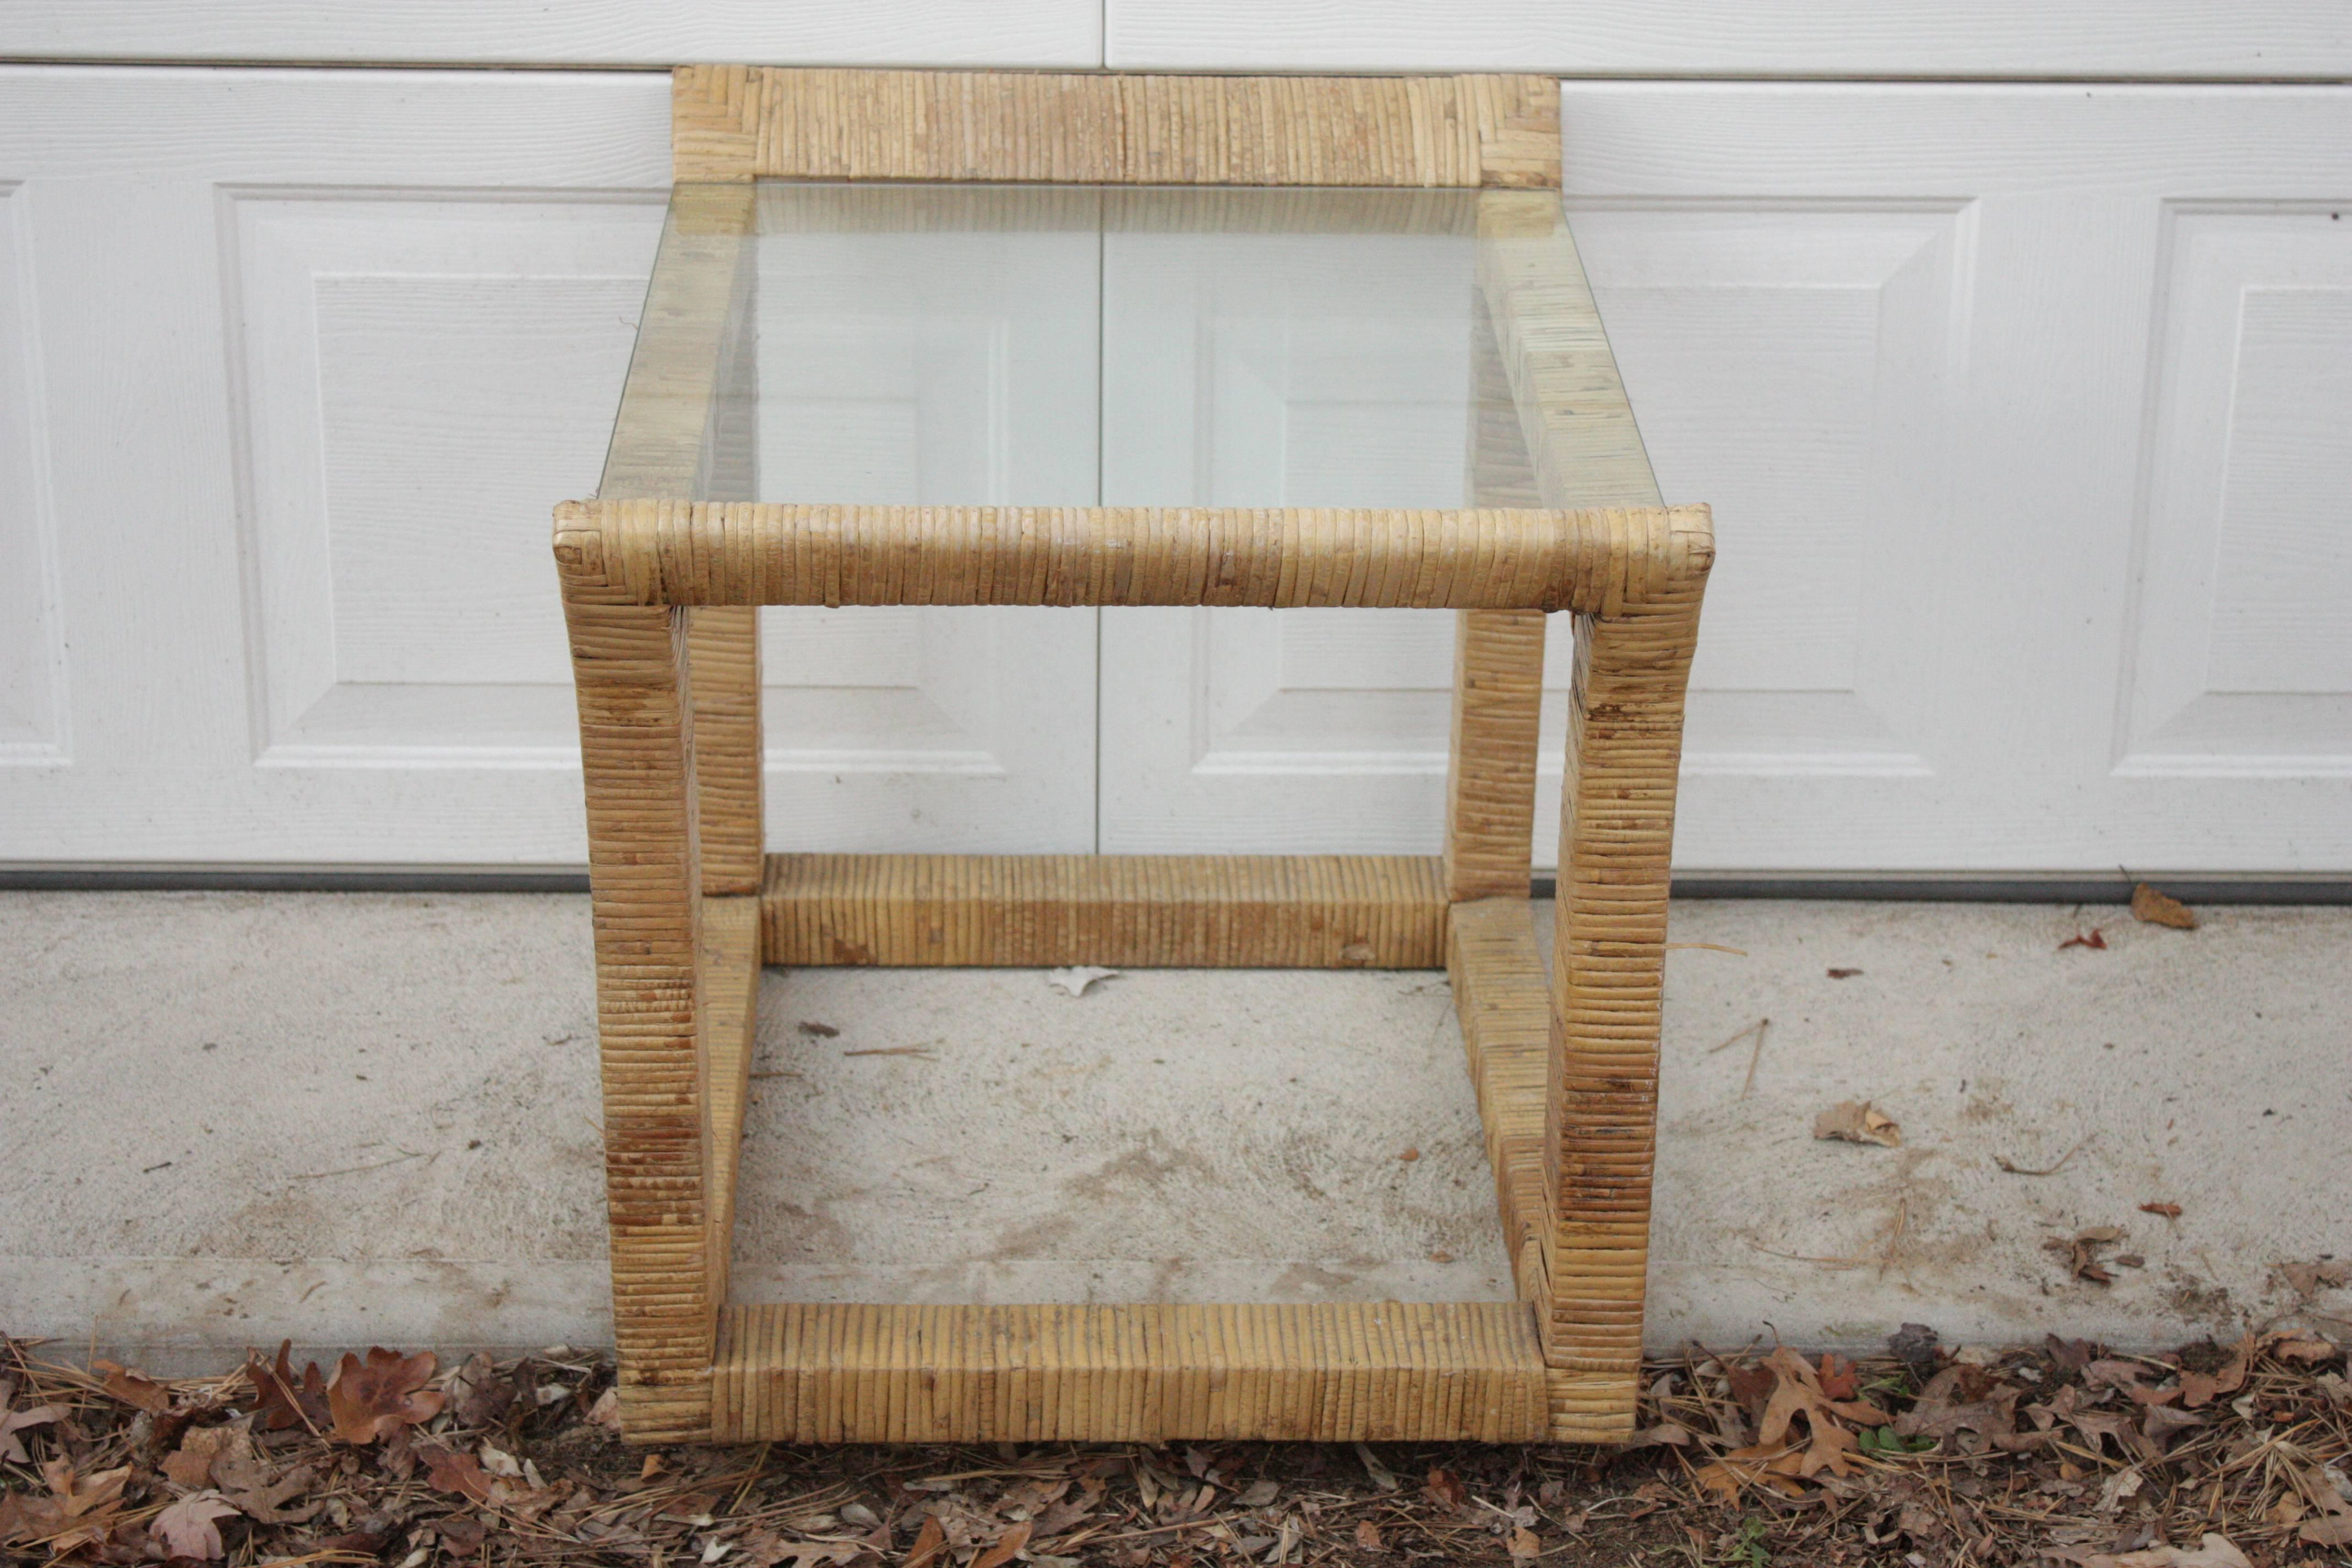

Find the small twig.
[
  {"left": 1707, "top": 1018, "right": 1768, "bottom": 1055},
  {"left": 1741, "top": 1018, "right": 1772, "bottom": 1099},
  {"left": 1878, "top": 1194, "right": 1910, "bottom": 1280},
  {"left": 292, "top": 1151, "right": 424, "bottom": 1180},
  {"left": 1995, "top": 1136, "right": 2090, "bottom": 1177}
]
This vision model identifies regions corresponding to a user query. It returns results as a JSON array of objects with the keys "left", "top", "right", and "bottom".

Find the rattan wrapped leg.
[
  {"left": 1542, "top": 567, "right": 1706, "bottom": 1441},
  {"left": 564, "top": 596, "right": 718, "bottom": 1442}
]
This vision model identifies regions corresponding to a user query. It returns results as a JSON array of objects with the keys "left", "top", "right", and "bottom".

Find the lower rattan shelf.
[
  {"left": 759, "top": 852, "right": 1449, "bottom": 969},
  {"left": 710, "top": 1300, "right": 1549, "bottom": 1443}
]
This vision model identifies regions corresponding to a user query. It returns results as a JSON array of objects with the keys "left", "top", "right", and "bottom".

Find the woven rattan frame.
[{"left": 559, "top": 67, "right": 1709, "bottom": 1447}]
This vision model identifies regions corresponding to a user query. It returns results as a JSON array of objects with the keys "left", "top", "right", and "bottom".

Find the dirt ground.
[{"left": 4, "top": 1316, "right": 2349, "bottom": 1568}]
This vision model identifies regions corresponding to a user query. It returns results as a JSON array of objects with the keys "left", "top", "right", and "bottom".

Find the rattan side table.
[{"left": 558, "top": 66, "right": 1712, "bottom": 1446}]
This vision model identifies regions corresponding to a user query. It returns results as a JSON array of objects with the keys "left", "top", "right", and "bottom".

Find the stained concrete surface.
[{"left": 1, "top": 890, "right": 2345, "bottom": 1372}]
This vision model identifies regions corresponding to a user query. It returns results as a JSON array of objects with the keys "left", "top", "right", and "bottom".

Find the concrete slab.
[{"left": 2, "top": 890, "right": 2345, "bottom": 1373}]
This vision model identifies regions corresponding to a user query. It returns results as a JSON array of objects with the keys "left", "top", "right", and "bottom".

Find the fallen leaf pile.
[{"left": 1, "top": 1324, "right": 2346, "bottom": 1565}]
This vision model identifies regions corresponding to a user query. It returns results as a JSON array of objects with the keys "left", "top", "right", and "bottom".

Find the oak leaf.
[
  {"left": 1894, "top": 1365, "right": 2021, "bottom": 1443},
  {"left": 222, "top": 1461, "right": 323, "bottom": 1525},
  {"left": 326, "top": 1347, "right": 443, "bottom": 1444},
  {"left": 244, "top": 1341, "right": 330, "bottom": 1433},
  {"left": 5, "top": 1459, "right": 133, "bottom": 1554},
  {"left": 150, "top": 1491, "right": 239, "bottom": 1560}
]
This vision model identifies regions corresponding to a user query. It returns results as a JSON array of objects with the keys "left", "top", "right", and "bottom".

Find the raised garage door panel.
[
  {"left": 1101, "top": 1, "right": 2352, "bottom": 78},
  {"left": 1096, "top": 84, "right": 2352, "bottom": 872},
  {"left": 0, "top": 67, "right": 1097, "bottom": 864}
]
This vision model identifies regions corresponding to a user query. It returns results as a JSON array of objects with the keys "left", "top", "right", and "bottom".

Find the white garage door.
[{"left": 1, "top": 63, "right": 2347, "bottom": 874}]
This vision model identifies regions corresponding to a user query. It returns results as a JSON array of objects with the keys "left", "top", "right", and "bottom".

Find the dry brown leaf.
[
  {"left": 244, "top": 1341, "right": 330, "bottom": 1433},
  {"left": 1813, "top": 1100, "right": 1901, "bottom": 1147},
  {"left": 1895, "top": 1365, "right": 2021, "bottom": 1443},
  {"left": 2082, "top": 1533, "right": 2249, "bottom": 1567},
  {"left": 150, "top": 1491, "right": 239, "bottom": 1560},
  {"left": 2139, "top": 1201, "right": 2183, "bottom": 1218},
  {"left": 0, "top": 1401, "right": 63, "bottom": 1463},
  {"left": 93, "top": 1360, "right": 173, "bottom": 1414},
  {"left": 2139, "top": 1403, "right": 2205, "bottom": 1451},
  {"left": 416, "top": 1441, "right": 497, "bottom": 1504},
  {"left": 2268, "top": 1333, "right": 2339, "bottom": 1364},
  {"left": 0, "top": 1459, "right": 130, "bottom": 1552},
  {"left": 43, "top": 1457, "right": 128, "bottom": 1522},
  {"left": 2131, "top": 883, "right": 2197, "bottom": 929},
  {"left": 2032, "top": 1385, "right": 2160, "bottom": 1463},
  {"left": 971, "top": 1519, "right": 1033, "bottom": 1568},
  {"left": 2278, "top": 1258, "right": 2352, "bottom": 1297},
  {"left": 1423, "top": 1467, "right": 1468, "bottom": 1509},
  {"left": 2084, "top": 1359, "right": 2180, "bottom": 1406},
  {"left": 326, "top": 1347, "right": 443, "bottom": 1444},
  {"left": 222, "top": 1461, "right": 321, "bottom": 1525},
  {"left": 2180, "top": 1335, "right": 2253, "bottom": 1408},
  {"left": 2301, "top": 1515, "right": 2352, "bottom": 1546},
  {"left": 902, "top": 1514, "right": 949, "bottom": 1568},
  {"left": 1354, "top": 1520, "right": 1383, "bottom": 1550},
  {"left": 437, "top": 1514, "right": 490, "bottom": 1558},
  {"left": 2046, "top": 1227, "right": 2128, "bottom": 1284},
  {"left": 2058, "top": 928, "right": 2108, "bottom": 951},
  {"left": 1507, "top": 1526, "right": 1542, "bottom": 1559},
  {"left": 443, "top": 1351, "right": 515, "bottom": 1429}
]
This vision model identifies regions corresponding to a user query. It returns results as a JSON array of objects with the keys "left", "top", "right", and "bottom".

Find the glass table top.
[{"left": 601, "top": 182, "right": 1658, "bottom": 515}]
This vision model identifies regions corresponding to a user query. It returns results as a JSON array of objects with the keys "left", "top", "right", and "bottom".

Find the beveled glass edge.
[
  {"left": 746, "top": 179, "right": 1480, "bottom": 236},
  {"left": 598, "top": 186, "right": 756, "bottom": 503},
  {"left": 1474, "top": 190, "right": 1664, "bottom": 512}
]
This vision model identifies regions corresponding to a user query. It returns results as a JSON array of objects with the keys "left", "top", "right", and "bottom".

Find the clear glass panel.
[{"left": 605, "top": 182, "right": 1656, "bottom": 512}]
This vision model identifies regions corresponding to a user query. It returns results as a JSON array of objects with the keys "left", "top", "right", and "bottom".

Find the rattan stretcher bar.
[{"left": 559, "top": 64, "right": 1711, "bottom": 1447}]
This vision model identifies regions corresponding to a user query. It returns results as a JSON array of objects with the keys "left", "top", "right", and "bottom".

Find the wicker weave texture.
[
  {"left": 1542, "top": 588, "right": 1707, "bottom": 1438},
  {"left": 710, "top": 1302, "right": 1549, "bottom": 1443},
  {"left": 673, "top": 67, "right": 1559, "bottom": 189},
  {"left": 562, "top": 596, "right": 715, "bottom": 1442},
  {"left": 1447, "top": 898, "right": 1551, "bottom": 1305},
  {"left": 553, "top": 500, "right": 1708, "bottom": 615},
  {"left": 700, "top": 896, "right": 761, "bottom": 1313},
  {"left": 1443, "top": 612, "right": 1547, "bottom": 902},
  {"left": 761, "top": 854, "right": 1445, "bottom": 969}
]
